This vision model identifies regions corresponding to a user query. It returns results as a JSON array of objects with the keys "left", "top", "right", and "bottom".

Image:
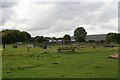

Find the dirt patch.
[
  {"left": 22, "top": 52, "right": 32, "bottom": 54},
  {"left": 0, "top": 48, "right": 4, "bottom": 50},
  {"left": 2, "top": 52, "right": 32, "bottom": 55}
]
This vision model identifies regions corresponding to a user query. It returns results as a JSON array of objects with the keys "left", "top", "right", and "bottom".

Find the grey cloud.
[
  {"left": 0, "top": 2, "right": 17, "bottom": 8},
  {"left": 24, "top": 2, "right": 118, "bottom": 35},
  {"left": 2, "top": 8, "right": 15, "bottom": 26},
  {"left": 28, "top": 2, "right": 106, "bottom": 31},
  {"left": 1, "top": 2, "right": 118, "bottom": 37},
  {"left": 0, "top": 2, "right": 17, "bottom": 26}
]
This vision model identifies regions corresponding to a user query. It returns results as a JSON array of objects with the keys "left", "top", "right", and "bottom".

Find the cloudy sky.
[{"left": 0, "top": 0, "right": 119, "bottom": 37}]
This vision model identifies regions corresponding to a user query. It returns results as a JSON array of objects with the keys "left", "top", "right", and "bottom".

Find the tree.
[
  {"left": 44, "top": 37, "right": 51, "bottom": 40},
  {"left": 117, "top": 34, "right": 120, "bottom": 43},
  {"left": 58, "top": 37, "right": 63, "bottom": 40},
  {"left": 21, "top": 31, "right": 31, "bottom": 41},
  {"left": 51, "top": 37, "right": 57, "bottom": 40},
  {"left": 2, "top": 29, "right": 32, "bottom": 44},
  {"left": 35, "top": 36, "right": 44, "bottom": 43},
  {"left": 2, "top": 31, "right": 16, "bottom": 44},
  {"left": 22, "top": 31, "right": 31, "bottom": 39},
  {"left": 106, "top": 33, "right": 120, "bottom": 43},
  {"left": 74, "top": 27, "right": 87, "bottom": 42},
  {"left": 63, "top": 34, "right": 71, "bottom": 40}
]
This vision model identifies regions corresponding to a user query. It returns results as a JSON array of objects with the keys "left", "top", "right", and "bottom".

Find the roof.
[
  {"left": 71, "top": 34, "right": 107, "bottom": 41},
  {"left": 86, "top": 34, "right": 106, "bottom": 41}
]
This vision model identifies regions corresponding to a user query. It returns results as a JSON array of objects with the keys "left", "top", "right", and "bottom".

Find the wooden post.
[
  {"left": 3, "top": 44, "right": 5, "bottom": 51},
  {"left": 28, "top": 47, "right": 30, "bottom": 52},
  {"left": 13, "top": 48, "right": 15, "bottom": 54}
]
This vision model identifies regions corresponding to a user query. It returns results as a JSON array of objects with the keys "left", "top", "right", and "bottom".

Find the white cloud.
[
  {"left": 1, "top": 0, "right": 119, "bottom": 2},
  {"left": 0, "top": 1, "right": 118, "bottom": 37}
]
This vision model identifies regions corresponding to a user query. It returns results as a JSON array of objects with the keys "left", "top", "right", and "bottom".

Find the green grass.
[{"left": 2, "top": 44, "right": 118, "bottom": 78}]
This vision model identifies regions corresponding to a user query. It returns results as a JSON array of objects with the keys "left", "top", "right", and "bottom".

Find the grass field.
[{"left": 1, "top": 44, "right": 118, "bottom": 78}]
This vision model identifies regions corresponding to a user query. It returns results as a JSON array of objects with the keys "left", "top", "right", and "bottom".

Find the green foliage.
[
  {"left": 22, "top": 31, "right": 31, "bottom": 40},
  {"left": 2, "top": 31, "right": 17, "bottom": 44},
  {"left": 74, "top": 27, "right": 87, "bottom": 42},
  {"left": 2, "top": 29, "right": 31, "bottom": 44},
  {"left": 88, "top": 40, "right": 95, "bottom": 43},
  {"left": 44, "top": 37, "right": 51, "bottom": 40},
  {"left": 51, "top": 37, "right": 57, "bottom": 40},
  {"left": 35, "top": 36, "right": 44, "bottom": 43},
  {"left": 57, "top": 37, "right": 63, "bottom": 40},
  {"left": 106, "top": 33, "right": 120, "bottom": 43},
  {"left": 63, "top": 34, "right": 71, "bottom": 40}
]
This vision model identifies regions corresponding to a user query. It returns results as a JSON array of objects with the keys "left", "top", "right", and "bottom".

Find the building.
[
  {"left": 48, "top": 39, "right": 62, "bottom": 42},
  {"left": 71, "top": 34, "right": 107, "bottom": 41},
  {"left": 61, "top": 40, "right": 71, "bottom": 44},
  {"left": 86, "top": 34, "right": 106, "bottom": 41}
]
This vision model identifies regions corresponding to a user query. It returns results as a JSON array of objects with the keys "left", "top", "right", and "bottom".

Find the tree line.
[
  {"left": 106, "top": 33, "right": 120, "bottom": 44},
  {"left": 1, "top": 27, "right": 120, "bottom": 44},
  {"left": 1, "top": 29, "right": 31, "bottom": 44}
]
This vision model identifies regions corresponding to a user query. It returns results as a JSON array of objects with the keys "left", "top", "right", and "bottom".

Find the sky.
[{"left": 0, "top": 0, "right": 119, "bottom": 37}]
